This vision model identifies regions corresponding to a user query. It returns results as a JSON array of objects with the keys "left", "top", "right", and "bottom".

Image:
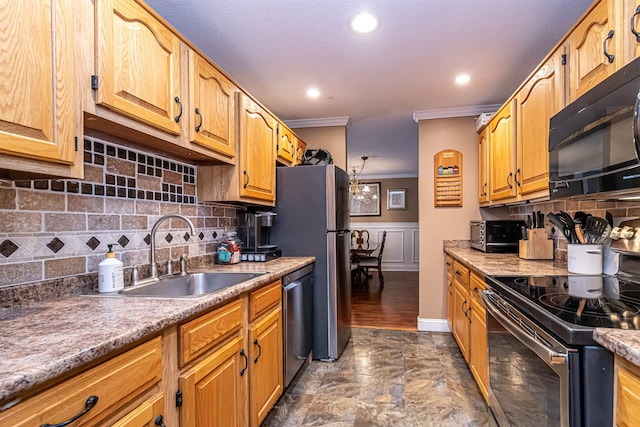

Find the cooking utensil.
[
  {"left": 532, "top": 213, "right": 537, "bottom": 229},
  {"left": 606, "top": 211, "right": 614, "bottom": 227},
  {"left": 559, "top": 211, "right": 578, "bottom": 243},
  {"left": 537, "top": 211, "right": 545, "bottom": 228},
  {"left": 584, "top": 216, "right": 609, "bottom": 244},
  {"left": 573, "top": 211, "right": 589, "bottom": 225},
  {"left": 547, "top": 212, "right": 573, "bottom": 243},
  {"left": 526, "top": 215, "right": 532, "bottom": 229},
  {"left": 576, "top": 298, "right": 587, "bottom": 320},
  {"left": 575, "top": 224, "right": 586, "bottom": 244}
]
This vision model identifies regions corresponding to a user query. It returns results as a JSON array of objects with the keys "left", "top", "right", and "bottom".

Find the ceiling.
[{"left": 145, "top": 0, "right": 593, "bottom": 178}]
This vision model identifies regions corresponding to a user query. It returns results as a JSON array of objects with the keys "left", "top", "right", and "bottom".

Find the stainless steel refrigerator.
[{"left": 271, "top": 164, "right": 351, "bottom": 361}]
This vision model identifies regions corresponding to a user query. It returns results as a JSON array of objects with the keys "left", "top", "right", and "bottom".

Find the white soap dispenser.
[{"left": 98, "top": 244, "right": 124, "bottom": 293}]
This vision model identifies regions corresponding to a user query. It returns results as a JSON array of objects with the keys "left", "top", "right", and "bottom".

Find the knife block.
[{"left": 519, "top": 229, "right": 554, "bottom": 260}]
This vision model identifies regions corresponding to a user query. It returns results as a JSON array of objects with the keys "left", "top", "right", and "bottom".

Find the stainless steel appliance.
[
  {"left": 271, "top": 164, "right": 351, "bottom": 361},
  {"left": 549, "top": 56, "right": 640, "bottom": 200},
  {"left": 282, "top": 264, "right": 314, "bottom": 387},
  {"left": 470, "top": 220, "right": 525, "bottom": 253}
]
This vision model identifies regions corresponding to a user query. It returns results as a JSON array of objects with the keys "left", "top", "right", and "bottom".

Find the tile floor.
[{"left": 262, "top": 328, "right": 490, "bottom": 427}]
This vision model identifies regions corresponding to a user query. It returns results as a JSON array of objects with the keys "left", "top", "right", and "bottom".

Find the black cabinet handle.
[
  {"left": 507, "top": 172, "right": 513, "bottom": 189},
  {"left": 243, "top": 170, "right": 249, "bottom": 188},
  {"left": 455, "top": 270, "right": 461, "bottom": 276},
  {"left": 253, "top": 338, "right": 262, "bottom": 363},
  {"left": 155, "top": 415, "right": 167, "bottom": 427},
  {"left": 603, "top": 29, "right": 615, "bottom": 63},
  {"left": 40, "top": 395, "right": 98, "bottom": 427},
  {"left": 174, "top": 96, "right": 182, "bottom": 123},
  {"left": 514, "top": 168, "right": 521, "bottom": 187},
  {"left": 240, "top": 349, "right": 248, "bottom": 376},
  {"left": 483, "top": 182, "right": 487, "bottom": 196},
  {"left": 632, "top": 6, "right": 640, "bottom": 42},
  {"left": 195, "top": 108, "right": 203, "bottom": 132}
]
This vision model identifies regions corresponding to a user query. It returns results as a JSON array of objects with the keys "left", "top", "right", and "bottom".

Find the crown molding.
[
  {"left": 412, "top": 104, "right": 502, "bottom": 122},
  {"left": 284, "top": 116, "right": 351, "bottom": 128}
]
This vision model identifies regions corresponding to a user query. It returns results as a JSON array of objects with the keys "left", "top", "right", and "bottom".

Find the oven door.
[{"left": 482, "top": 290, "right": 580, "bottom": 427}]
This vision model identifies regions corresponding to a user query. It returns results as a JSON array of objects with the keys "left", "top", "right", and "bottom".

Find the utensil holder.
[
  {"left": 567, "top": 244, "right": 602, "bottom": 275},
  {"left": 519, "top": 228, "right": 554, "bottom": 260}
]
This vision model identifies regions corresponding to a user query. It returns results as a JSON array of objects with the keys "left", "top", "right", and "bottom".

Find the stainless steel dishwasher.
[{"left": 282, "top": 263, "right": 314, "bottom": 387}]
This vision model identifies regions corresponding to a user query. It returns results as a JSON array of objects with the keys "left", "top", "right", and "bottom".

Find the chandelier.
[{"left": 349, "top": 156, "right": 377, "bottom": 202}]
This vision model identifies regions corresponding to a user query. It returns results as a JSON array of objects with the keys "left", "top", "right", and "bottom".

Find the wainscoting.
[{"left": 349, "top": 222, "right": 419, "bottom": 271}]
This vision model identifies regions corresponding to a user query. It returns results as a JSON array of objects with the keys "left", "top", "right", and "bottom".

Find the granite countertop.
[
  {"left": 0, "top": 257, "right": 314, "bottom": 404},
  {"left": 445, "top": 244, "right": 640, "bottom": 369},
  {"left": 444, "top": 246, "right": 569, "bottom": 277}
]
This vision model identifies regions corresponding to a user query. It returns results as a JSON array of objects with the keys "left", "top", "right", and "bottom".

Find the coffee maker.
[{"left": 237, "top": 211, "right": 281, "bottom": 262}]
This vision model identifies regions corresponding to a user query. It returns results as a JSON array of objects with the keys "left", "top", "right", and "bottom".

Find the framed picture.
[
  {"left": 350, "top": 182, "right": 381, "bottom": 216},
  {"left": 387, "top": 189, "right": 406, "bottom": 209}
]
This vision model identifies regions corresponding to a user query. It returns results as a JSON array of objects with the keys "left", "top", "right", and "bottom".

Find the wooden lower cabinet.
[
  {"left": 112, "top": 393, "right": 166, "bottom": 427},
  {"left": 615, "top": 355, "right": 640, "bottom": 426},
  {"left": 445, "top": 255, "right": 489, "bottom": 403},
  {"left": 180, "top": 335, "right": 248, "bottom": 427},
  {"left": 249, "top": 306, "right": 284, "bottom": 427},
  {"left": 0, "top": 337, "right": 163, "bottom": 426}
]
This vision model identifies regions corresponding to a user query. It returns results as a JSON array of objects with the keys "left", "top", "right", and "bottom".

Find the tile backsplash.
[
  {"left": 509, "top": 199, "right": 640, "bottom": 260},
  {"left": 0, "top": 136, "right": 241, "bottom": 288}
]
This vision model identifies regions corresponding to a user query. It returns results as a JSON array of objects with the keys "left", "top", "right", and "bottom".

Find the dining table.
[{"left": 350, "top": 241, "right": 379, "bottom": 284}]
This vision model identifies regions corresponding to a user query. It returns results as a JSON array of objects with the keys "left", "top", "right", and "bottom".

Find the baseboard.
[{"left": 417, "top": 317, "right": 450, "bottom": 332}]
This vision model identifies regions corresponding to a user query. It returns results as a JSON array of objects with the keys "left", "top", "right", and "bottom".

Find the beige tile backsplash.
[{"left": 0, "top": 135, "right": 241, "bottom": 288}]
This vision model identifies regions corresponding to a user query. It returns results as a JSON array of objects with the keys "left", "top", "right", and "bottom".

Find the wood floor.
[{"left": 351, "top": 270, "right": 419, "bottom": 330}]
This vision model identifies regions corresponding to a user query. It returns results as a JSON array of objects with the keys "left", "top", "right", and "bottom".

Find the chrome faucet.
[{"left": 149, "top": 214, "right": 197, "bottom": 280}]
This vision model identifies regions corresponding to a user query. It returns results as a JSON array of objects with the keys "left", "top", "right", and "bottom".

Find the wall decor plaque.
[{"left": 434, "top": 149, "right": 462, "bottom": 207}]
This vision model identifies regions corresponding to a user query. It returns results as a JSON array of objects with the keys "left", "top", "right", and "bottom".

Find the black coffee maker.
[{"left": 237, "top": 212, "right": 281, "bottom": 262}]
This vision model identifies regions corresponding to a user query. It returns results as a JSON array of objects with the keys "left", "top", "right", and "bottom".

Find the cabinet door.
[
  {"left": 189, "top": 51, "right": 236, "bottom": 159},
  {"left": 452, "top": 279, "right": 470, "bottom": 363},
  {"left": 616, "top": 356, "right": 640, "bottom": 426},
  {"left": 249, "top": 307, "right": 283, "bottom": 427},
  {"left": 489, "top": 101, "right": 517, "bottom": 201},
  {"left": 112, "top": 393, "right": 164, "bottom": 427},
  {"left": 238, "top": 94, "right": 277, "bottom": 202},
  {"left": 96, "top": 0, "right": 181, "bottom": 134},
  {"left": 568, "top": 0, "right": 620, "bottom": 102},
  {"left": 622, "top": 0, "right": 640, "bottom": 64},
  {"left": 295, "top": 138, "right": 307, "bottom": 165},
  {"left": 277, "top": 123, "right": 296, "bottom": 166},
  {"left": 180, "top": 336, "right": 248, "bottom": 427},
  {"left": 516, "top": 49, "right": 563, "bottom": 196},
  {"left": 469, "top": 293, "right": 488, "bottom": 403},
  {"left": 0, "top": 0, "right": 76, "bottom": 164},
  {"left": 477, "top": 128, "right": 489, "bottom": 204},
  {"left": 446, "top": 272, "right": 455, "bottom": 331}
]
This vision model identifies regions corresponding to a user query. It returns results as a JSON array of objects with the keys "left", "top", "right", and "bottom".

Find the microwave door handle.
[{"left": 634, "top": 88, "right": 640, "bottom": 160}]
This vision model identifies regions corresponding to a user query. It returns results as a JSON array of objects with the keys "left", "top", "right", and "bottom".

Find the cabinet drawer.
[
  {"left": 0, "top": 337, "right": 162, "bottom": 427},
  {"left": 249, "top": 280, "right": 281, "bottom": 322},
  {"left": 452, "top": 260, "right": 470, "bottom": 287},
  {"left": 180, "top": 298, "right": 244, "bottom": 366},
  {"left": 470, "top": 270, "right": 486, "bottom": 300},
  {"left": 445, "top": 255, "right": 454, "bottom": 273}
]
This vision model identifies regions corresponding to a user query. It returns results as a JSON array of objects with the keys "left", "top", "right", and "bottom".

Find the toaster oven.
[{"left": 470, "top": 220, "right": 525, "bottom": 253}]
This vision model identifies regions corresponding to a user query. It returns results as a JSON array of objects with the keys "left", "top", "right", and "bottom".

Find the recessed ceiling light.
[
  {"left": 306, "top": 88, "right": 320, "bottom": 98},
  {"left": 350, "top": 12, "right": 379, "bottom": 33},
  {"left": 455, "top": 74, "right": 471, "bottom": 85}
]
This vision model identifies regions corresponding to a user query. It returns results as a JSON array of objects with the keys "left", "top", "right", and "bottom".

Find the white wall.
[{"left": 350, "top": 222, "right": 419, "bottom": 271}]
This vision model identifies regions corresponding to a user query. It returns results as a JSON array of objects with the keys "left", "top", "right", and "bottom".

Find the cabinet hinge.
[
  {"left": 175, "top": 390, "right": 183, "bottom": 407},
  {"left": 561, "top": 54, "right": 566, "bottom": 65},
  {"left": 91, "top": 75, "right": 99, "bottom": 90},
  {"left": 74, "top": 136, "right": 78, "bottom": 152}
]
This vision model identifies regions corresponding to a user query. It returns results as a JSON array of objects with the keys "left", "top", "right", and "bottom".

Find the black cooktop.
[{"left": 486, "top": 274, "right": 640, "bottom": 345}]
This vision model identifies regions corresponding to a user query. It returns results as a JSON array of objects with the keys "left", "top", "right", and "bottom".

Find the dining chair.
[
  {"left": 357, "top": 231, "right": 387, "bottom": 288},
  {"left": 352, "top": 229, "right": 369, "bottom": 246}
]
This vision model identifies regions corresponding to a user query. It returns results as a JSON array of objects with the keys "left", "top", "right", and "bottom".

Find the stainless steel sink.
[{"left": 116, "top": 271, "right": 267, "bottom": 298}]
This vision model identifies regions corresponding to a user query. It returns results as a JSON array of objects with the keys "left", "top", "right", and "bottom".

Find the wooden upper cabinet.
[
  {"left": 238, "top": 94, "right": 277, "bottom": 202},
  {"left": 96, "top": 0, "right": 181, "bottom": 134},
  {"left": 295, "top": 138, "right": 307, "bottom": 165},
  {"left": 516, "top": 49, "right": 564, "bottom": 196},
  {"left": 477, "top": 127, "right": 489, "bottom": 204},
  {"left": 0, "top": 0, "right": 77, "bottom": 166},
  {"left": 276, "top": 123, "right": 296, "bottom": 166},
  {"left": 489, "top": 100, "right": 517, "bottom": 201},
  {"left": 622, "top": 0, "right": 640, "bottom": 63},
  {"left": 189, "top": 51, "right": 236, "bottom": 159},
  {"left": 567, "top": 0, "right": 621, "bottom": 102}
]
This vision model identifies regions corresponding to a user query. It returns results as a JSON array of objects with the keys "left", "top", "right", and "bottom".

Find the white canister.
[{"left": 567, "top": 244, "right": 603, "bottom": 275}]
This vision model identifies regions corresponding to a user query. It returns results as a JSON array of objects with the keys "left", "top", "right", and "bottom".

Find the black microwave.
[
  {"left": 470, "top": 220, "right": 525, "bottom": 253},
  {"left": 549, "top": 56, "right": 640, "bottom": 200}
]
